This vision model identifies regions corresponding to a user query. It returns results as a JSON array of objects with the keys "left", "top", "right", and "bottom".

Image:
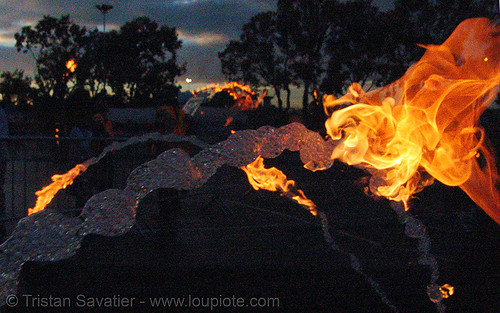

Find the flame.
[
  {"left": 253, "top": 89, "right": 268, "bottom": 108},
  {"left": 192, "top": 82, "right": 254, "bottom": 98},
  {"left": 323, "top": 18, "right": 500, "bottom": 222},
  {"left": 66, "top": 59, "right": 77, "bottom": 72},
  {"left": 224, "top": 116, "right": 234, "bottom": 127},
  {"left": 241, "top": 156, "right": 317, "bottom": 216},
  {"left": 28, "top": 161, "right": 90, "bottom": 215},
  {"left": 439, "top": 284, "right": 454, "bottom": 299},
  {"left": 192, "top": 82, "right": 264, "bottom": 110},
  {"left": 211, "top": 82, "right": 255, "bottom": 99}
]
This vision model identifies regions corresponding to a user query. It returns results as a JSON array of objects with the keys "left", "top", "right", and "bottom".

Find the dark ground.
[{"left": 1, "top": 148, "right": 498, "bottom": 313}]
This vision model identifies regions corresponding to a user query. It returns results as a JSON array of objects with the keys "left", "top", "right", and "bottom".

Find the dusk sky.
[{"left": 0, "top": 0, "right": 395, "bottom": 92}]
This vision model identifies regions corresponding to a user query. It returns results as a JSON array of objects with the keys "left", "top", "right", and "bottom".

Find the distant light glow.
[
  {"left": 0, "top": 20, "right": 35, "bottom": 47},
  {"left": 0, "top": 33, "right": 15, "bottom": 46},
  {"left": 185, "top": 77, "right": 192, "bottom": 83},
  {"left": 177, "top": 30, "right": 226, "bottom": 46},
  {"left": 173, "top": 0, "right": 198, "bottom": 4},
  {"left": 66, "top": 59, "right": 77, "bottom": 72}
]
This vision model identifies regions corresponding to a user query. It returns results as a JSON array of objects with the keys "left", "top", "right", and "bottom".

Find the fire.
[
  {"left": 241, "top": 156, "right": 317, "bottom": 216},
  {"left": 192, "top": 82, "right": 254, "bottom": 98},
  {"left": 323, "top": 18, "right": 500, "bottom": 222},
  {"left": 210, "top": 82, "right": 255, "bottom": 99},
  {"left": 66, "top": 58, "right": 77, "bottom": 72},
  {"left": 439, "top": 284, "right": 454, "bottom": 299},
  {"left": 250, "top": 89, "right": 268, "bottom": 109},
  {"left": 28, "top": 161, "right": 89, "bottom": 215},
  {"left": 224, "top": 116, "right": 234, "bottom": 127},
  {"left": 192, "top": 82, "right": 264, "bottom": 110}
]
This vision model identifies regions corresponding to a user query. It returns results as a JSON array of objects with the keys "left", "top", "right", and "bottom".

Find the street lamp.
[
  {"left": 96, "top": 4, "right": 113, "bottom": 95},
  {"left": 96, "top": 4, "right": 113, "bottom": 32}
]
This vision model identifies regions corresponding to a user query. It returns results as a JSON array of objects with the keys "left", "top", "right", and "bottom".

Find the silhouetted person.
[
  {"left": 68, "top": 118, "right": 93, "bottom": 208},
  {"left": 305, "top": 93, "right": 327, "bottom": 134},
  {"left": 90, "top": 113, "right": 114, "bottom": 193}
]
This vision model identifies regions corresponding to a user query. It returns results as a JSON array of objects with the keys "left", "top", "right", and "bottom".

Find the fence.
[{"left": 0, "top": 136, "right": 164, "bottom": 234}]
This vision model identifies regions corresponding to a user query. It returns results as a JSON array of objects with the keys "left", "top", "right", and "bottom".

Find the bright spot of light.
[
  {"left": 186, "top": 78, "right": 192, "bottom": 83},
  {"left": 177, "top": 30, "right": 227, "bottom": 46},
  {"left": 66, "top": 59, "right": 77, "bottom": 72}
]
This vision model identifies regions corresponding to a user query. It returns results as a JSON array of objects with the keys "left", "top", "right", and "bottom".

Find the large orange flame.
[
  {"left": 241, "top": 156, "right": 317, "bottom": 216},
  {"left": 323, "top": 18, "right": 500, "bottom": 222},
  {"left": 28, "top": 161, "right": 89, "bottom": 215}
]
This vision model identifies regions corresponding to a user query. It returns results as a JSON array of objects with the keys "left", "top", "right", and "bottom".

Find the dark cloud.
[
  {"left": 0, "top": 0, "right": 277, "bottom": 83},
  {"left": 0, "top": 0, "right": 393, "bottom": 85},
  {"left": 149, "top": 0, "right": 277, "bottom": 38},
  {"left": 0, "top": 46, "right": 35, "bottom": 76},
  {"left": 178, "top": 41, "right": 227, "bottom": 84}
]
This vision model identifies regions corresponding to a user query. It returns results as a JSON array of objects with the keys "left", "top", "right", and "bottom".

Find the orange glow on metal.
[
  {"left": 241, "top": 156, "right": 317, "bottom": 216},
  {"left": 28, "top": 161, "right": 90, "bottom": 215},
  {"left": 323, "top": 18, "right": 500, "bottom": 222}
]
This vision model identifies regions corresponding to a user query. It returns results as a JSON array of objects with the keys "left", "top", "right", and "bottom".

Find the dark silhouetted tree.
[
  {"left": 384, "top": 0, "right": 493, "bottom": 82},
  {"left": 394, "top": 0, "right": 493, "bottom": 46},
  {"left": 15, "top": 15, "right": 185, "bottom": 108},
  {"left": 276, "top": 0, "right": 338, "bottom": 112},
  {"left": 105, "top": 17, "right": 185, "bottom": 106},
  {"left": 15, "top": 15, "right": 88, "bottom": 100},
  {"left": 321, "top": 0, "right": 390, "bottom": 94},
  {"left": 321, "top": 0, "right": 494, "bottom": 96},
  {"left": 219, "top": 12, "right": 292, "bottom": 110},
  {"left": 0, "top": 70, "right": 34, "bottom": 109}
]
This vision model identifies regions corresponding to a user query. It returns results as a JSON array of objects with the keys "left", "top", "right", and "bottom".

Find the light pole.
[
  {"left": 497, "top": 0, "right": 500, "bottom": 21},
  {"left": 96, "top": 4, "right": 113, "bottom": 95}
]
